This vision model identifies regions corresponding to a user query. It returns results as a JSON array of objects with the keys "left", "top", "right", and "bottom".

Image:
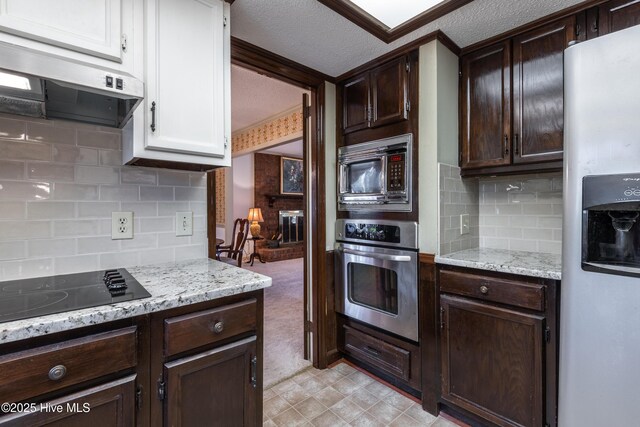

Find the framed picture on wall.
[{"left": 281, "top": 156, "right": 303, "bottom": 195}]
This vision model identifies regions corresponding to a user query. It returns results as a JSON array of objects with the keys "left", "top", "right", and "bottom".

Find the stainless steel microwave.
[{"left": 338, "top": 134, "right": 412, "bottom": 211}]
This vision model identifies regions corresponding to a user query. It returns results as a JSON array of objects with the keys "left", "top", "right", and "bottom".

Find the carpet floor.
[{"left": 243, "top": 257, "right": 312, "bottom": 388}]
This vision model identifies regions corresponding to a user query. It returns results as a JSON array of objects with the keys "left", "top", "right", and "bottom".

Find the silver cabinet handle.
[
  {"left": 48, "top": 365, "right": 67, "bottom": 381},
  {"left": 211, "top": 321, "right": 224, "bottom": 334},
  {"left": 150, "top": 101, "right": 157, "bottom": 132},
  {"left": 342, "top": 248, "right": 411, "bottom": 262}
]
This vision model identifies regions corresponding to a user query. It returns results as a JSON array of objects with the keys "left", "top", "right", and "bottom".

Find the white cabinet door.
[
  {"left": 144, "top": 0, "right": 228, "bottom": 158},
  {"left": 0, "top": 0, "right": 123, "bottom": 62}
]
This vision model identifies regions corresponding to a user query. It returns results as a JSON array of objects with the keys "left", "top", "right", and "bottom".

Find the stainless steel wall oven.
[{"left": 335, "top": 219, "right": 418, "bottom": 341}]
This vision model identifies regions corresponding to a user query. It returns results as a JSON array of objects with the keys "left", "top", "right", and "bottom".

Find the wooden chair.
[{"left": 216, "top": 218, "right": 250, "bottom": 267}]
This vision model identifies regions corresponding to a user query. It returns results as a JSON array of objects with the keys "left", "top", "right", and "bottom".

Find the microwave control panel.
[{"left": 387, "top": 153, "right": 406, "bottom": 192}]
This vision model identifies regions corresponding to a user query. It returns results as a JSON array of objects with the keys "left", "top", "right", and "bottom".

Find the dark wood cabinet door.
[
  {"left": 164, "top": 336, "right": 258, "bottom": 427},
  {"left": 0, "top": 375, "right": 136, "bottom": 427},
  {"left": 370, "top": 56, "right": 408, "bottom": 128},
  {"left": 342, "top": 74, "right": 370, "bottom": 134},
  {"left": 512, "top": 17, "right": 575, "bottom": 165},
  {"left": 460, "top": 41, "right": 511, "bottom": 169},
  {"left": 598, "top": 0, "right": 640, "bottom": 35},
  {"left": 440, "top": 295, "right": 544, "bottom": 427}
]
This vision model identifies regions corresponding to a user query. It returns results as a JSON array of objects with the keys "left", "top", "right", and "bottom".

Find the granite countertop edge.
[
  {"left": 435, "top": 248, "right": 562, "bottom": 280},
  {"left": 0, "top": 258, "right": 272, "bottom": 345}
]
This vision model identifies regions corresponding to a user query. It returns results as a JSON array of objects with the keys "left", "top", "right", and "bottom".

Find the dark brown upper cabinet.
[
  {"left": 512, "top": 17, "right": 575, "bottom": 165},
  {"left": 460, "top": 40, "right": 511, "bottom": 170},
  {"left": 460, "top": 17, "right": 575, "bottom": 176},
  {"left": 597, "top": 0, "right": 640, "bottom": 35},
  {"left": 342, "top": 56, "right": 408, "bottom": 135}
]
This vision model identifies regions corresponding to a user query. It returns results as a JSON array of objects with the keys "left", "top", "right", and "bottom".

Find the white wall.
[
  {"left": 325, "top": 83, "right": 337, "bottom": 251},
  {"left": 418, "top": 40, "right": 459, "bottom": 254},
  {"left": 231, "top": 153, "right": 254, "bottom": 224}
]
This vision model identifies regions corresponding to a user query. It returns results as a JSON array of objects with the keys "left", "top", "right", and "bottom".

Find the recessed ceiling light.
[
  {"left": 350, "top": 0, "right": 447, "bottom": 29},
  {"left": 0, "top": 70, "right": 31, "bottom": 90}
]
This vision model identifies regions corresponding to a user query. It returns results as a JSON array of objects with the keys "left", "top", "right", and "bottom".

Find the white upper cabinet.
[
  {"left": 145, "top": 0, "right": 228, "bottom": 159},
  {"left": 122, "top": 0, "right": 230, "bottom": 169},
  {"left": 0, "top": 0, "right": 123, "bottom": 62},
  {"left": 0, "top": 0, "right": 142, "bottom": 77}
]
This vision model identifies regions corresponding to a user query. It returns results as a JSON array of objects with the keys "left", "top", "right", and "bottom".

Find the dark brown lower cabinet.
[
  {"left": 440, "top": 295, "right": 543, "bottom": 427},
  {"left": 437, "top": 266, "right": 559, "bottom": 427},
  {"left": 164, "top": 336, "right": 257, "bottom": 427},
  {"left": 0, "top": 375, "right": 136, "bottom": 427}
]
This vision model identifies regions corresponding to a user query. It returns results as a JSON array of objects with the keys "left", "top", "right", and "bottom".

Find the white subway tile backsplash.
[
  {"left": 53, "top": 183, "right": 98, "bottom": 201},
  {"left": 0, "top": 241, "right": 26, "bottom": 261},
  {"left": 77, "top": 236, "right": 120, "bottom": 254},
  {"left": 439, "top": 164, "right": 480, "bottom": 255},
  {"left": 139, "top": 217, "right": 174, "bottom": 233},
  {"left": 27, "top": 202, "right": 75, "bottom": 220},
  {"left": 158, "top": 171, "right": 191, "bottom": 186},
  {"left": 52, "top": 145, "right": 98, "bottom": 165},
  {"left": 159, "top": 202, "right": 189, "bottom": 216},
  {"left": 53, "top": 219, "right": 100, "bottom": 237},
  {"left": 0, "top": 116, "right": 208, "bottom": 279},
  {"left": 140, "top": 186, "right": 173, "bottom": 201},
  {"left": 77, "top": 201, "right": 120, "bottom": 218},
  {"left": 100, "top": 185, "right": 139, "bottom": 201},
  {"left": 77, "top": 130, "right": 121, "bottom": 150},
  {"left": 76, "top": 166, "right": 120, "bottom": 185},
  {"left": 98, "top": 150, "right": 122, "bottom": 166},
  {"left": 27, "top": 122, "right": 75, "bottom": 145},
  {"left": 0, "top": 117, "right": 26, "bottom": 140},
  {"left": 27, "top": 238, "right": 76, "bottom": 258},
  {"left": 27, "top": 163, "right": 75, "bottom": 181},
  {"left": 55, "top": 254, "right": 99, "bottom": 275},
  {"left": 0, "top": 220, "right": 50, "bottom": 239},
  {"left": 479, "top": 173, "right": 563, "bottom": 255},
  {"left": 0, "top": 202, "right": 25, "bottom": 219},
  {"left": 175, "top": 187, "right": 205, "bottom": 201},
  {"left": 0, "top": 139, "right": 51, "bottom": 161},
  {"left": 0, "top": 160, "right": 25, "bottom": 179},
  {"left": 0, "top": 258, "right": 53, "bottom": 281},
  {"left": 121, "top": 168, "right": 157, "bottom": 185},
  {"left": 121, "top": 202, "right": 158, "bottom": 217}
]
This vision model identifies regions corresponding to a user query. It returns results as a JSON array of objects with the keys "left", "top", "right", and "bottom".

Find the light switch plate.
[
  {"left": 112, "top": 212, "right": 133, "bottom": 240},
  {"left": 460, "top": 214, "right": 470, "bottom": 235},
  {"left": 176, "top": 212, "right": 193, "bottom": 236}
]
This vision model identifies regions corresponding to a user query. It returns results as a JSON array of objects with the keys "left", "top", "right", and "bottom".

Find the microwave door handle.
[{"left": 342, "top": 248, "right": 411, "bottom": 262}]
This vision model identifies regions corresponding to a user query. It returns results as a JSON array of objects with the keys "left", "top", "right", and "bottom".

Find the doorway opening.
[{"left": 214, "top": 63, "right": 311, "bottom": 387}]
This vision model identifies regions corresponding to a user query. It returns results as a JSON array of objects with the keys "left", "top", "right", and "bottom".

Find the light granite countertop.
[
  {"left": 436, "top": 248, "right": 562, "bottom": 280},
  {"left": 0, "top": 258, "right": 272, "bottom": 344}
]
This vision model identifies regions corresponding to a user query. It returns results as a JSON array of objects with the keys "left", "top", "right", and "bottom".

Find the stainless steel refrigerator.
[{"left": 561, "top": 25, "right": 640, "bottom": 426}]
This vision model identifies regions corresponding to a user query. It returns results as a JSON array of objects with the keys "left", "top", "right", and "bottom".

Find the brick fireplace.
[{"left": 254, "top": 153, "right": 304, "bottom": 261}]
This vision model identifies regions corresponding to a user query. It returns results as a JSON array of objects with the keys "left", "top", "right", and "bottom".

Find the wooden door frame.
[{"left": 207, "top": 37, "right": 334, "bottom": 368}]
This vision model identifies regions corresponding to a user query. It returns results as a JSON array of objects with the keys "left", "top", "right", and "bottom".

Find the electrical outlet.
[
  {"left": 460, "top": 214, "right": 470, "bottom": 235},
  {"left": 112, "top": 212, "right": 133, "bottom": 240},
  {"left": 176, "top": 212, "right": 193, "bottom": 236}
]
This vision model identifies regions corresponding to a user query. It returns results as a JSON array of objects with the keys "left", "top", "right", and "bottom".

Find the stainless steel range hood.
[{"left": 0, "top": 42, "right": 143, "bottom": 128}]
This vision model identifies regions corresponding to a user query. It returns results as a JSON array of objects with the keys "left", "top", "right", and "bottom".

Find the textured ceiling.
[
  {"left": 230, "top": 0, "right": 584, "bottom": 77},
  {"left": 231, "top": 64, "right": 308, "bottom": 132}
]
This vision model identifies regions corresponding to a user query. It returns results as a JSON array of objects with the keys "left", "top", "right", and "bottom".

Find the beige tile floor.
[{"left": 263, "top": 362, "right": 462, "bottom": 426}]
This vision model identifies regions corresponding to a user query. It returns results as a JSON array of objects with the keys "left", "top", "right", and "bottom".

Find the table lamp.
[{"left": 247, "top": 208, "right": 264, "bottom": 238}]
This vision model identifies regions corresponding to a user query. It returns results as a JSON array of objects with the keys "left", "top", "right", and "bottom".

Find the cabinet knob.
[
  {"left": 212, "top": 321, "right": 224, "bottom": 334},
  {"left": 480, "top": 285, "right": 489, "bottom": 295},
  {"left": 48, "top": 365, "right": 67, "bottom": 381}
]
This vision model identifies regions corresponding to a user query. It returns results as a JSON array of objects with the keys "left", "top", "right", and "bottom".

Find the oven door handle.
[{"left": 342, "top": 248, "right": 412, "bottom": 262}]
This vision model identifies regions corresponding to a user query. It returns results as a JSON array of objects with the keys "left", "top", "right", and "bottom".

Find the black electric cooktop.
[{"left": 0, "top": 268, "right": 151, "bottom": 324}]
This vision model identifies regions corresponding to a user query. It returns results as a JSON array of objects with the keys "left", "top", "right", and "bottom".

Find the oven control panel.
[{"left": 344, "top": 222, "right": 401, "bottom": 244}]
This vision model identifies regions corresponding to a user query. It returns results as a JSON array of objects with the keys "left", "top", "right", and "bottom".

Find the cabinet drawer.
[
  {"left": 164, "top": 299, "right": 257, "bottom": 357},
  {"left": 0, "top": 327, "right": 137, "bottom": 403},
  {"left": 343, "top": 325, "right": 410, "bottom": 381},
  {"left": 440, "top": 269, "right": 545, "bottom": 311}
]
